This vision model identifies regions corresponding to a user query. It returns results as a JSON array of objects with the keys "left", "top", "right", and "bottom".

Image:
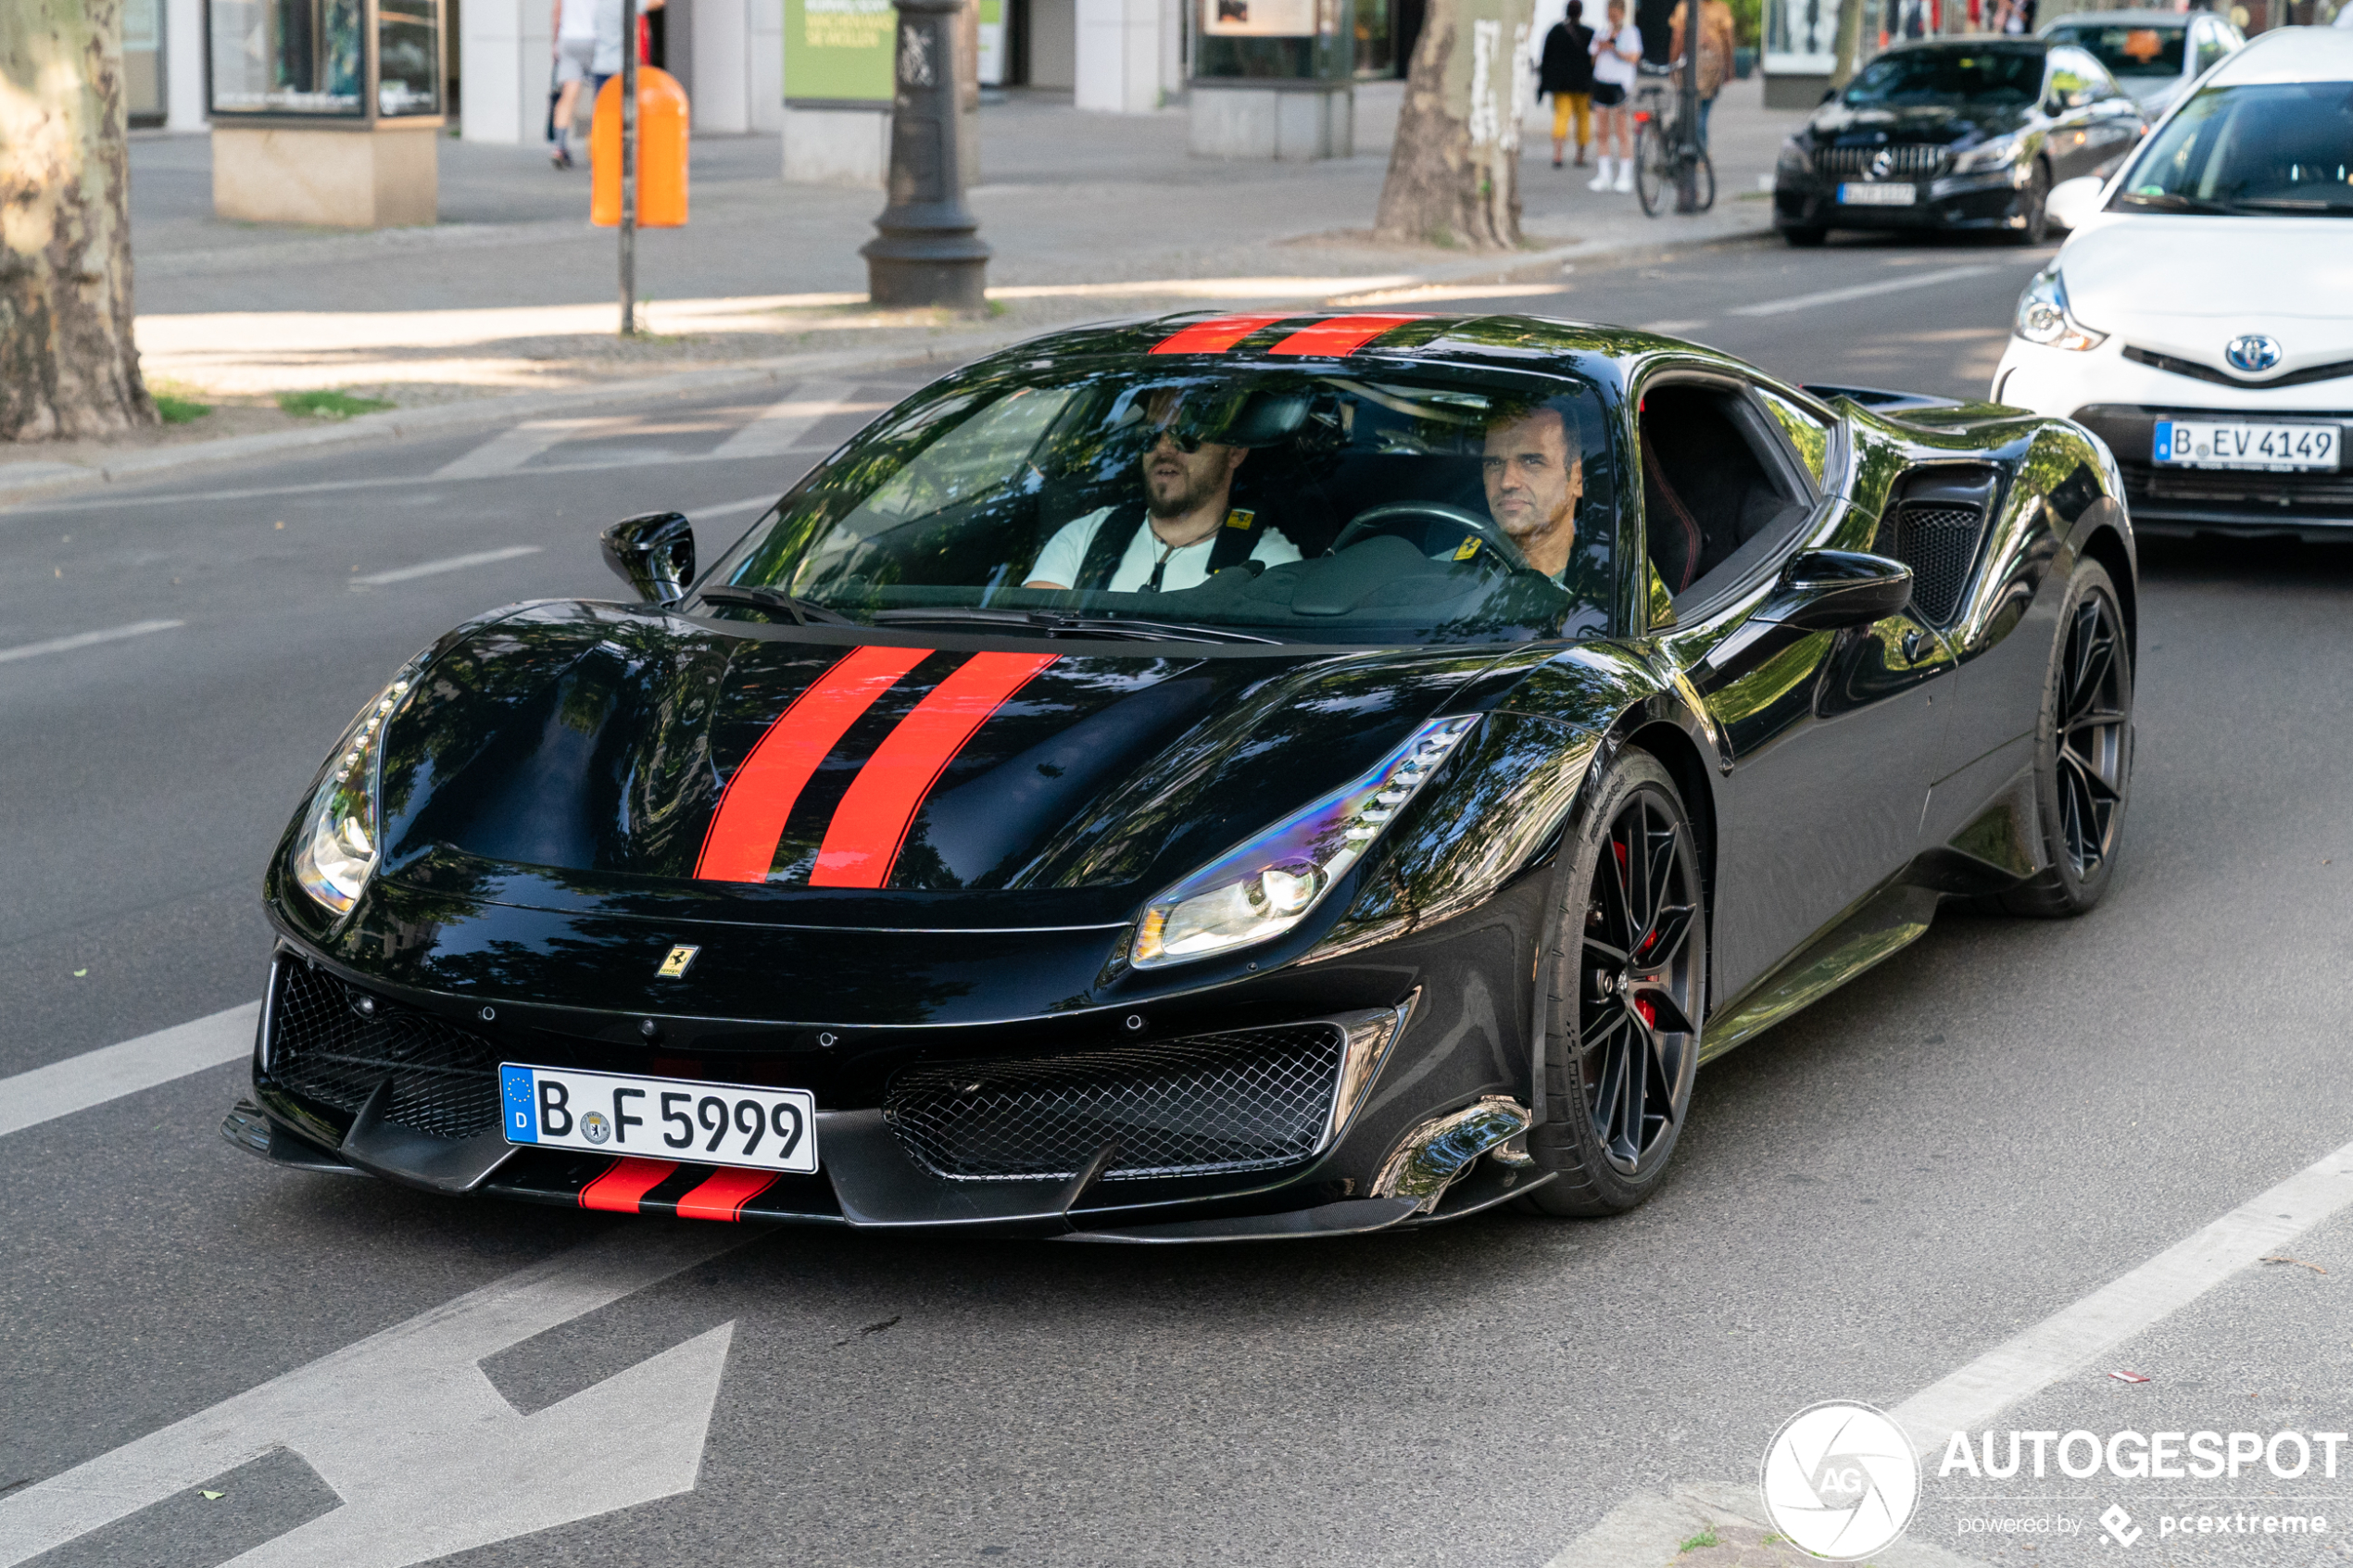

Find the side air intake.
[{"left": 1879, "top": 470, "right": 1998, "bottom": 627}]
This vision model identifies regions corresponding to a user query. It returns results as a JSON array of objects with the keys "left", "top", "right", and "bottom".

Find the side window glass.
[{"left": 1756, "top": 388, "right": 1831, "bottom": 487}]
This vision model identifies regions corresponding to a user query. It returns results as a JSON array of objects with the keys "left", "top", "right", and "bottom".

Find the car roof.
[
  {"left": 2208, "top": 23, "right": 2353, "bottom": 83},
  {"left": 1872, "top": 35, "right": 2045, "bottom": 54},
  {"left": 2041, "top": 9, "right": 2196, "bottom": 30}
]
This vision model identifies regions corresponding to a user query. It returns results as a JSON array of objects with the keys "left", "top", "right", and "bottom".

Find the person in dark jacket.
[{"left": 1538, "top": 1, "right": 1598, "bottom": 168}]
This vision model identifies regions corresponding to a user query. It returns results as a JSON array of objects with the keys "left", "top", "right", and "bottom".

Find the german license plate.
[
  {"left": 2154, "top": 420, "right": 2340, "bottom": 471},
  {"left": 1839, "top": 182, "right": 1917, "bottom": 206},
  {"left": 498, "top": 1063, "right": 818, "bottom": 1173}
]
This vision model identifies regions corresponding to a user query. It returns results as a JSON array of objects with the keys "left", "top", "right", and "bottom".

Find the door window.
[
  {"left": 1639, "top": 385, "right": 1815, "bottom": 610},
  {"left": 1755, "top": 388, "right": 1833, "bottom": 487}
]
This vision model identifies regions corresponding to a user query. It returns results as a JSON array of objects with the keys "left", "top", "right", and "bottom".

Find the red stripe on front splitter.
[
  {"left": 694, "top": 644, "right": 933, "bottom": 883},
  {"left": 1266, "top": 314, "right": 1428, "bottom": 358},
  {"left": 674, "top": 1167, "right": 781, "bottom": 1222},
  {"left": 809, "top": 651, "right": 1060, "bottom": 887},
  {"left": 579, "top": 1158, "right": 680, "bottom": 1212},
  {"left": 1147, "top": 314, "right": 1294, "bottom": 355}
]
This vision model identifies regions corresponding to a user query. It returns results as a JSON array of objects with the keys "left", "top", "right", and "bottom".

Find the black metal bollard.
[{"left": 862, "top": 0, "right": 990, "bottom": 313}]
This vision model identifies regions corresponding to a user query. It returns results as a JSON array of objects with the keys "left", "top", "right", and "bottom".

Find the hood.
[
  {"left": 1808, "top": 101, "right": 2030, "bottom": 144},
  {"left": 2058, "top": 214, "right": 2353, "bottom": 372},
  {"left": 371, "top": 602, "right": 1528, "bottom": 922}
]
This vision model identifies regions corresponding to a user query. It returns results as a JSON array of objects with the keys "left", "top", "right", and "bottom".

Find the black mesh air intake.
[
  {"left": 884, "top": 1024, "right": 1348, "bottom": 1183},
  {"left": 1884, "top": 501, "right": 1985, "bottom": 625},
  {"left": 267, "top": 961, "right": 500, "bottom": 1140},
  {"left": 1812, "top": 144, "right": 1951, "bottom": 180}
]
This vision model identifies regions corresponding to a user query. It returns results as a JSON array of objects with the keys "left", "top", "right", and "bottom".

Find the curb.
[{"left": 1, "top": 219, "right": 1774, "bottom": 513}]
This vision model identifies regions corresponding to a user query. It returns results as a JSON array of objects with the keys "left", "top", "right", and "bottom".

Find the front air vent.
[
  {"left": 1879, "top": 470, "right": 1997, "bottom": 627},
  {"left": 266, "top": 960, "right": 501, "bottom": 1140}
]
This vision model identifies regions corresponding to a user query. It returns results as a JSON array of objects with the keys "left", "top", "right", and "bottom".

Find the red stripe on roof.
[
  {"left": 810, "top": 651, "right": 1060, "bottom": 888},
  {"left": 1147, "top": 314, "right": 1295, "bottom": 355},
  {"left": 674, "top": 1166, "right": 782, "bottom": 1222},
  {"left": 579, "top": 1158, "right": 680, "bottom": 1213},
  {"left": 1265, "top": 314, "right": 1428, "bottom": 358},
  {"left": 693, "top": 644, "right": 933, "bottom": 884}
]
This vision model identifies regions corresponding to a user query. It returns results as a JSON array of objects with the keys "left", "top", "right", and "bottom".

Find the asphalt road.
[{"left": 5, "top": 235, "right": 2351, "bottom": 1568}]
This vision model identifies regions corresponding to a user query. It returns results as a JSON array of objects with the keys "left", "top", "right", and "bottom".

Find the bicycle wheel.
[
  {"left": 1693, "top": 144, "right": 1717, "bottom": 212},
  {"left": 1633, "top": 123, "right": 1668, "bottom": 216}
]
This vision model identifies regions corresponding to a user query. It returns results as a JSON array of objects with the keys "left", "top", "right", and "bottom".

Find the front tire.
[
  {"left": 1996, "top": 558, "right": 2133, "bottom": 916},
  {"left": 1523, "top": 751, "right": 1706, "bottom": 1216},
  {"left": 2011, "top": 159, "right": 2051, "bottom": 245}
]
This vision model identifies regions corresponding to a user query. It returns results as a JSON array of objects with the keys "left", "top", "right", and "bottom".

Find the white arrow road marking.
[
  {"left": 0, "top": 1002, "right": 258, "bottom": 1138},
  {"left": 0, "top": 1224, "right": 758, "bottom": 1568},
  {"left": 434, "top": 418, "right": 626, "bottom": 480},
  {"left": 708, "top": 382, "right": 866, "bottom": 461},
  {"left": 1729, "top": 265, "right": 2004, "bottom": 318},
  {"left": 0, "top": 619, "right": 185, "bottom": 666},
  {"left": 349, "top": 545, "right": 542, "bottom": 588}
]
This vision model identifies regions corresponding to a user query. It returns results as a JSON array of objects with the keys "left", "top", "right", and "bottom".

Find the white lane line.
[
  {"left": 433, "top": 417, "right": 620, "bottom": 480},
  {"left": 0, "top": 620, "right": 185, "bottom": 665},
  {"left": 0, "top": 1002, "right": 258, "bottom": 1139},
  {"left": 1890, "top": 1133, "right": 2353, "bottom": 1453},
  {"left": 349, "top": 544, "right": 542, "bottom": 588},
  {"left": 1729, "top": 264, "right": 2004, "bottom": 317},
  {"left": 683, "top": 494, "right": 778, "bottom": 523},
  {"left": 707, "top": 381, "right": 864, "bottom": 461}
]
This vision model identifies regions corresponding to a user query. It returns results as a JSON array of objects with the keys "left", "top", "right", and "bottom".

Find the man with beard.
[{"left": 1025, "top": 387, "right": 1302, "bottom": 593}]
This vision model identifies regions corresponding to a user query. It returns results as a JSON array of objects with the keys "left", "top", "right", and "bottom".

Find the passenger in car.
[
  {"left": 1481, "top": 404, "right": 1586, "bottom": 583},
  {"left": 1022, "top": 389, "right": 1303, "bottom": 593}
]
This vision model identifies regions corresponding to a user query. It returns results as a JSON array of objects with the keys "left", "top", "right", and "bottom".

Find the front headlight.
[
  {"left": 1776, "top": 136, "right": 1811, "bottom": 177},
  {"left": 1130, "top": 715, "right": 1479, "bottom": 969},
  {"left": 290, "top": 670, "right": 418, "bottom": 915},
  {"left": 2013, "top": 267, "right": 2107, "bottom": 352},
  {"left": 1951, "top": 131, "right": 2026, "bottom": 173}
]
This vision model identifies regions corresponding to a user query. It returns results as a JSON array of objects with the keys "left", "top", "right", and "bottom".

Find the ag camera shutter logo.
[{"left": 1760, "top": 1400, "right": 1921, "bottom": 1560}]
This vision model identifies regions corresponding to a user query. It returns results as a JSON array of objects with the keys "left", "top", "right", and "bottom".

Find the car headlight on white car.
[
  {"left": 2013, "top": 267, "right": 2107, "bottom": 352},
  {"left": 291, "top": 668, "right": 421, "bottom": 915},
  {"left": 1130, "top": 715, "right": 1479, "bottom": 969},
  {"left": 1951, "top": 131, "right": 2027, "bottom": 174}
]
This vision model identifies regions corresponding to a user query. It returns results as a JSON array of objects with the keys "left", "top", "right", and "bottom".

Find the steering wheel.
[{"left": 1329, "top": 501, "right": 1531, "bottom": 574}]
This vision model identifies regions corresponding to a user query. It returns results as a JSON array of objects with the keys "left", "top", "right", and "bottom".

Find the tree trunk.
[
  {"left": 1828, "top": 0, "right": 1867, "bottom": 88},
  {"left": 1374, "top": 0, "right": 1536, "bottom": 251},
  {"left": 1, "top": 0, "right": 155, "bottom": 442}
]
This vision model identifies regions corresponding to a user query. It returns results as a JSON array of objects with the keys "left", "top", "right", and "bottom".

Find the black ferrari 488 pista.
[{"left": 226, "top": 310, "right": 2138, "bottom": 1240}]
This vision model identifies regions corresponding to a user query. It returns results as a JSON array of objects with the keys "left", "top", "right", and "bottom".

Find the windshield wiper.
[
  {"left": 696, "top": 584, "right": 861, "bottom": 626},
  {"left": 2224, "top": 196, "right": 2353, "bottom": 215},
  {"left": 867, "top": 607, "right": 1277, "bottom": 645},
  {"left": 2113, "top": 190, "right": 2233, "bottom": 214}
]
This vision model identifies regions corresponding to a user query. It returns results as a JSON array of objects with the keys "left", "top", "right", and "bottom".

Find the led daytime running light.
[
  {"left": 291, "top": 675, "right": 413, "bottom": 915},
  {"left": 1130, "top": 715, "right": 1479, "bottom": 970}
]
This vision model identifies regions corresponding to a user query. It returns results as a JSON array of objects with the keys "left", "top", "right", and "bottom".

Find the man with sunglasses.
[{"left": 1024, "top": 388, "right": 1302, "bottom": 594}]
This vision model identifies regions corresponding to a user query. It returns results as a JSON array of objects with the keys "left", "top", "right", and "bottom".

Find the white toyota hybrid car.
[{"left": 1993, "top": 26, "right": 2353, "bottom": 535}]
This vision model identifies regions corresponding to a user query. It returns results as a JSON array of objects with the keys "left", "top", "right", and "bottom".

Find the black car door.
[
  {"left": 1634, "top": 373, "right": 1957, "bottom": 1009},
  {"left": 2077, "top": 55, "right": 2145, "bottom": 177},
  {"left": 2041, "top": 46, "right": 2106, "bottom": 182}
]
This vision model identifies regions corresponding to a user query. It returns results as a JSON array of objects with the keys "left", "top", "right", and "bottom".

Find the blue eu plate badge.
[{"left": 500, "top": 1065, "right": 538, "bottom": 1142}]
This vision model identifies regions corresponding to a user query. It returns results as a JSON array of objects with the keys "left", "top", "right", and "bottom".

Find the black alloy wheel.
[
  {"left": 1998, "top": 558, "right": 2133, "bottom": 916},
  {"left": 2012, "top": 159, "right": 2051, "bottom": 245},
  {"left": 1525, "top": 751, "right": 1705, "bottom": 1215}
]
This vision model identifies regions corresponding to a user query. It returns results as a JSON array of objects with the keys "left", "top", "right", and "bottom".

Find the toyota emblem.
[
  {"left": 2225, "top": 333, "right": 2282, "bottom": 373},
  {"left": 1869, "top": 149, "right": 1894, "bottom": 180}
]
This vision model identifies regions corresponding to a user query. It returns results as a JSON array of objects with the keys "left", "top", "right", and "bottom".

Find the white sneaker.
[
  {"left": 1588, "top": 157, "right": 1613, "bottom": 193},
  {"left": 1614, "top": 161, "right": 1634, "bottom": 193}
]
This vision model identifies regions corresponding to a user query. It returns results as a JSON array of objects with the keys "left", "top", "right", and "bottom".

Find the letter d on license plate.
[{"left": 499, "top": 1063, "right": 819, "bottom": 1174}]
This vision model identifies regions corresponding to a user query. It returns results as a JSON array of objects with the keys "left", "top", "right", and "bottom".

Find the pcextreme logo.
[{"left": 1759, "top": 1400, "right": 1921, "bottom": 1561}]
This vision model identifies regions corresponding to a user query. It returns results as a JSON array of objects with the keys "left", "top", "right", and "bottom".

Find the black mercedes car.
[
  {"left": 225, "top": 311, "right": 2139, "bottom": 1241},
  {"left": 1774, "top": 38, "right": 2148, "bottom": 246}
]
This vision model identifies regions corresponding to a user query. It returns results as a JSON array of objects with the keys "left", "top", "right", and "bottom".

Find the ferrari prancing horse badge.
[{"left": 656, "top": 944, "right": 699, "bottom": 979}]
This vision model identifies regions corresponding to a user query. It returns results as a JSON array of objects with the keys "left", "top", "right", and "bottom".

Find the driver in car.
[
  {"left": 1481, "top": 403, "right": 1584, "bottom": 583},
  {"left": 1024, "top": 388, "right": 1302, "bottom": 594}
]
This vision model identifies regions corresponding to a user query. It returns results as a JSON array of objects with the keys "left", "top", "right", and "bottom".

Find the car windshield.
[
  {"left": 2045, "top": 22, "right": 2183, "bottom": 79},
  {"left": 2117, "top": 82, "right": 2353, "bottom": 215},
  {"left": 1842, "top": 46, "right": 2044, "bottom": 106},
  {"left": 697, "top": 359, "right": 1619, "bottom": 646}
]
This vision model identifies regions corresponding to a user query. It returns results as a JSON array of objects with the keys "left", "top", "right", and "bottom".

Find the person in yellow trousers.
[
  {"left": 1537, "top": 0, "right": 1598, "bottom": 169},
  {"left": 1667, "top": 0, "right": 1738, "bottom": 146}
]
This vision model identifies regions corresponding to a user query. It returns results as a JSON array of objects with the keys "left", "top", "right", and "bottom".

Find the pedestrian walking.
[
  {"left": 547, "top": 0, "right": 596, "bottom": 168},
  {"left": 1539, "top": 1, "right": 1598, "bottom": 169},
  {"left": 1588, "top": 0, "right": 1642, "bottom": 193},
  {"left": 1667, "top": 0, "right": 1736, "bottom": 147}
]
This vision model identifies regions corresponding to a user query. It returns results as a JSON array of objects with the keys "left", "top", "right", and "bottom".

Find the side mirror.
[
  {"left": 1760, "top": 549, "right": 1912, "bottom": 630},
  {"left": 600, "top": 511, "right": 695, "bottom": 604},
  {"left": 2045, "top": 174, "right": 2105, "bottom": 231}
]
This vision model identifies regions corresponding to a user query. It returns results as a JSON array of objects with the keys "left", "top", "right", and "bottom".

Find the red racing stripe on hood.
[
  {"left": 694, "top": 644, "right": 932, "bottom": 883},
  {"left": 810, "top": 651, "right": 1060, "bottom": 887},
  {"left": 1266, "top": 314, "right": 1428, "bottom": 358},
  {"left": 1148, "top": 314, "right": 1294, "bottom": 355}
]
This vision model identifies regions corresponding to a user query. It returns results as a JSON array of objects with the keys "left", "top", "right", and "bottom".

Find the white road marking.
[
  {"left": 0, "top": 1002, "right": 258, "bottom": 1138},
  {"left": 1729, "top": 264, "right": 2004, "bottom": 317},
  {"left": 349, "top": 544, "right": 542, "bottom": 587},
  {"left": 683, "top": 494, "right": 779, "bottom": 523},
  {"left": 707, "top": 381, "right": 863, "bottom": 461},
  {"left": 433, "top": 417, "right": 621, "bottom": 480},
  {"left": 0, "top": 1224, "right": 755, "bottom": 1568},
  {"left": 0, "top": 620, "right": 185, "bottom": 665},
  {"left": 1890, "top": 1132, "right": 2353, "bottom": 1452}
]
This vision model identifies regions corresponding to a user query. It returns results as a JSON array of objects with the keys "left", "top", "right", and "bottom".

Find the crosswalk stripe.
[
  {"left": 433, "top": 417, "right": 618, "bottom": 480},
  {"left": 0, "top": 1003, "right": 258, "bottom": 1139},
  {"left": 708, "top": 382, "right": 863, "bottom": 461}
]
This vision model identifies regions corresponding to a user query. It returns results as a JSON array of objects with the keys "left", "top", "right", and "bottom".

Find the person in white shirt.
[
  {"left": 1024, "top": 391, "right": 1302, "bottom": 594},
  {"left": 1587, "top": 0, "right": 1643, "bottom": 194},
  {"left": 547, "top": 0, "right": 598, "bottom": 168}
]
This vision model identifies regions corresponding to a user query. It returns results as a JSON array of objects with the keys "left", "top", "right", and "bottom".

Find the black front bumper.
[
  {"left": 2070, "top": 404, "right": 2353, "bottom": 536},
  {"left": 1774, "top": 169, "right": 2030, "bottom": 233}
]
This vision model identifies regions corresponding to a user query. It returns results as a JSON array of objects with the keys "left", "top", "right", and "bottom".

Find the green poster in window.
[{"left": 785, "top": 0, "right": 896, "bottom": 102}]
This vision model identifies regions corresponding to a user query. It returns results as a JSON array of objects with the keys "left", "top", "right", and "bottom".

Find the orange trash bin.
[{"left": 592, "top": 68, "right": 689, "bottom": 228}]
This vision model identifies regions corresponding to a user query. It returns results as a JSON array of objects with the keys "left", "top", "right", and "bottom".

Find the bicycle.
[{"left": 1630, "top": 64, "right": 1716, "bottom": 218}]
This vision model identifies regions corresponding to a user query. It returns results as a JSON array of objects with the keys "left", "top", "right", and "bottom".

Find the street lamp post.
[
  {"left": 619, "top": 0, "right": 639, "bottom": 334},
  {"left": 1676, "top": 8, "right": 1702, "bottom": 213},
  {"left": 862, "top": 0, "right": 989, "bottom": 312}
]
